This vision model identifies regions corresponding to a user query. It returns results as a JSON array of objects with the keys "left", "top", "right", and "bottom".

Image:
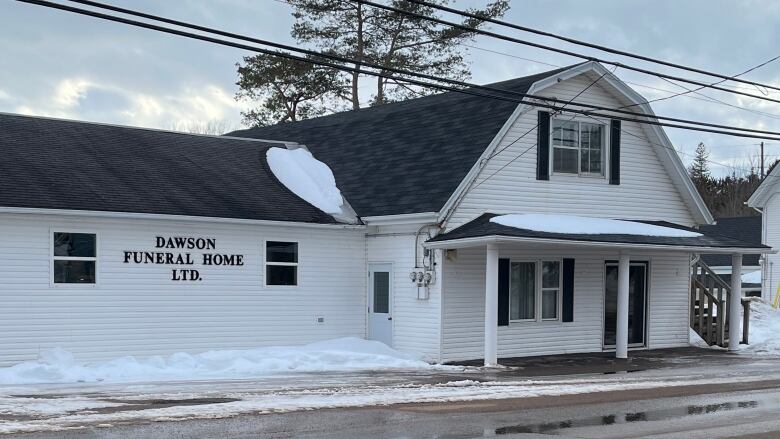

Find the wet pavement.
[
  {"left": 9, "top": 380, "right": 780, "bottom": 438},
  {"left": 2, "top": 347, "right": 780, "bottom": 437}
]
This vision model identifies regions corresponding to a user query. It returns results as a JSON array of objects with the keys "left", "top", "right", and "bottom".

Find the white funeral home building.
[{"left": 0, "top": 62, "right": 769, "bottom": 367}]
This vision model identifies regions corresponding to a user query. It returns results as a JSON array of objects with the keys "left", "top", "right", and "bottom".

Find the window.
[
  {"left": 509, "top": 260, "right": 561, "bottom": 322},
  {"left": 552, "top": 118, "right": 606, "bottom": 176},
  {"left": 265, "top": 241, "right": 298, "bottom": 286},
  {"left": 52, "top": 232, "right": 96, "bottom": 284},
  {"left": 510, "top": 262, "right": 535, "bottom": 320},
  {"left": 541, "top": 261, "right": 561, "bottom": 320}
]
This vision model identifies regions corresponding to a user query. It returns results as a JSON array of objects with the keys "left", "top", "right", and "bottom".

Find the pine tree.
[
  {"left": 689, "top": 142, "right": 711, "bottom": 184},
  {"left": 236, "top": 0, "right": 510, "bottom": 125}
]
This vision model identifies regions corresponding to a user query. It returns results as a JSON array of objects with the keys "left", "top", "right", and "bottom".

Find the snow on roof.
[
  {"left": 490, "top": 214, "right": 703, "bottom": 238},
  {"left": 742, "top": 270, "right": 762, "bottom": 284},
  {"left": 266, "top": 147, "right": 357, "bottom": 223}
]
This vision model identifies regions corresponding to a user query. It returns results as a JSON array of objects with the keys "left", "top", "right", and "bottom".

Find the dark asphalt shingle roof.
[
  {"left": 427, "top": 213, "right": 769, "bottom": 250},
  {"left": 229, "top": 66, "right": 573, "bottom": 217},
  {"left": 0, "top": 113, "right": 339, "bottom": 224},
  {"left": 700, "top": 216, "right": 762, "bottom": 266}
]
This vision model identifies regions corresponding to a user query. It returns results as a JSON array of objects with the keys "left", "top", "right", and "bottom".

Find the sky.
[{"left": 1, "top": 0, "right": 779, "bottom": 176}]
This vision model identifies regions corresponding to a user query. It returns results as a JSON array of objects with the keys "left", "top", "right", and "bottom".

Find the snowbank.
[
  {"left": 490, "top": 214, "right": 702, "bottom": 237},
  {"left": 266, "top": 147, "right": 356, "bottom": 223},
  {"left": 0, "top": 337, "right": 436, "bottom": 385},
  {"left": 688, "top": 328, "right": 711, "bottom": 348},
  {"left": 741, "top": 300, "right": 780, "bottom": 356},
  {"left": 742, "top": 270, "right": 762, "bottom": 284}
]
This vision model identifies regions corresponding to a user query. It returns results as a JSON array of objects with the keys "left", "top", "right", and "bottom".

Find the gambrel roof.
[
  {"left": 231, "top": 62, "right": 712, "bottom": 224},
  {"left": 229, "top": 66, "right": 572, "bottom": 218}
]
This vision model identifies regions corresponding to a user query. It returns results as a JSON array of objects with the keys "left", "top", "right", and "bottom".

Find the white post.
[
  {"left": 729, "top": 253, "right": 743, "bottom": 351},
  {"left": 616, "top": 252, "right": 630, "bottom": 359},
  {"left": 484, "top": 243, "right": 499, "bottom": 367}
]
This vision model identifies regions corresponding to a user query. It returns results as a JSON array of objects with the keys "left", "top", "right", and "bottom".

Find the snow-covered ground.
[
  {"left": 740, "top": 300, "right": 780, "bottom": 355},
  {"left": 0, "top": 337, "right": 444, "bottom": 385},
  {"left": 1, "top": 312, "right": 779, "bottom": 434},
  {"left": 1, "top": 358, "right": 779, "bottom": 434}
]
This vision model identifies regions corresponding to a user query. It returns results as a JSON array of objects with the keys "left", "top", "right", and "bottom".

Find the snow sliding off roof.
[
  {"left": 266, "top": 147, "right": 357, "bottom": 223},
  {"left": 427, "top": 213, "right": 772, "bottom": 253}
]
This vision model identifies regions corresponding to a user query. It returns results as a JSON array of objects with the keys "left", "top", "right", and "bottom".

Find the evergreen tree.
[
  {"left": 689, "top": 142, "right": 711, "bottom": 184},
  {"left": 236, "top": 0, "right": 510, "bottom": 125}
]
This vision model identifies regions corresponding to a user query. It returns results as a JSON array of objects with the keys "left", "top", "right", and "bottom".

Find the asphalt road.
[{"left": 8, "top": 379, "right": 780, "bottom": 438}]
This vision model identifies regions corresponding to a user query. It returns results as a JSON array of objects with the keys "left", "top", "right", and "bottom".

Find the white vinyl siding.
[
  {"left": 440, "top": 246, "right": 690, "bottom": 362},
  {"left": 763, "top": 193, "right": 780, "bottom": 302},
  {"left": 447, "top": 72, "right": 697, "bottom": 230},
  {"left": 365, "top": 232, "right": 442, "bottom": 362},
  {"left": 0, "top": 213, "right": 366, "bottom": 366}
]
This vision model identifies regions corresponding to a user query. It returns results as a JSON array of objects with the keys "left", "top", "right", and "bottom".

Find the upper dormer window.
[{"left": 551, "top": 118, "right": 606, "bottom": 177}]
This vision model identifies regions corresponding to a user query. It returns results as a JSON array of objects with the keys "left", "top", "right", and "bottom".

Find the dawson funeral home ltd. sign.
[{"left": 123, "top": 236, "right": 244, "bottom": 281}]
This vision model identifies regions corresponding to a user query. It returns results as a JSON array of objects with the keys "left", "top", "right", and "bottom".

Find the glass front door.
[{"left": 604, "top": 262, "right": 647, "bottom": 348}]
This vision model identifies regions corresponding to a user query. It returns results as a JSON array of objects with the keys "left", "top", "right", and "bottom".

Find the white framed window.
[
  {"left": 52, "top": 231, "right": 97, "bottom": 284},
  {"left": 509, "top": 259, "right": 561, "bottom": 322},
  {"left": 265, "top": 241, "right": 298, "bottom": 286},
  {"left": 551, "top": 117, "right": 607, "bottom": 177}
]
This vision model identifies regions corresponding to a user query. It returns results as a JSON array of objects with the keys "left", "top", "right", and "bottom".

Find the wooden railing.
[{"left": 690, "top": 258, "right": 732, "bottom": 347}]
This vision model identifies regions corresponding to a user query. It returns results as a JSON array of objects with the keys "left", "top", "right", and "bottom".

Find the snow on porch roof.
[{"left": 426, "top": 213, "right": 773, "bottom": 253}]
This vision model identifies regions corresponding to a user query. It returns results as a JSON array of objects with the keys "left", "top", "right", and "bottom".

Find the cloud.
[{"left": 12, "top": 77, "right": 248, "bottom": 131}]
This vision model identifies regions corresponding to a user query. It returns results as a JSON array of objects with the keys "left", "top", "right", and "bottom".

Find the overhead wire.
[
  {"left": 396, "top": 0, "right": 780, "bottom": 94},
  {"left": 15, "top": 0, "right": 780, "bottom": 141},
  {"left": 352, "top": 0, "right": 780, "bottom": 105}
]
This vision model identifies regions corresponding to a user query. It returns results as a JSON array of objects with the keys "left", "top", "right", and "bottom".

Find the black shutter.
[
  {"left": 498, "top": 258, "right": 510, "bottom": 326},
  {"left": 536, "top": 111, "right": 551, "bottom": 180},
  {"left": 562, "top": 258, "right": 575, "bottom": 322},
  {"left": 609, "top": 119, "right": 621, "bottom": 185}
]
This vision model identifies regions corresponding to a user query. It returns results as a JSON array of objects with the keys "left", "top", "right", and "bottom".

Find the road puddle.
[{"left": 495, "top": 399, "right": 762, "bottom": 435}]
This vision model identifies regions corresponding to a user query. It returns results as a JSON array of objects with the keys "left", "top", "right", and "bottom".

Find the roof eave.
[{"left": 424, "top": 234, "right": 773, "bottom": 254}]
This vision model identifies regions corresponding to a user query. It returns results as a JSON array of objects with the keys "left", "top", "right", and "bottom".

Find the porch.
[{"left": 426, "top": 214, "right": 771, "bottom": 366}]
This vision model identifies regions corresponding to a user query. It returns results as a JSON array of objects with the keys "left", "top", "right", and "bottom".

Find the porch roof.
[{"left": 426, "top": 213, "right": 772, "bottom": 254}]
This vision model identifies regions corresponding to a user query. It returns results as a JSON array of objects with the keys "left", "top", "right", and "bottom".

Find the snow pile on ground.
[
  {"left": 689, "top": 328, "right": 712, "bottom": 348},
  {"left": 266, "top": 147, "right": 356, "bottom": 223},
  {"left": 0, "top": 337, "right": 437, "bottom": 385},
  {"left": 490, "top": 214, "right": 702, "bottom": 237},
  {"left": 741, "top": 300, "right": 780, "bottom": 356},
  {"left": 742, "top": 270, "right": 762, "bottom": 284}
]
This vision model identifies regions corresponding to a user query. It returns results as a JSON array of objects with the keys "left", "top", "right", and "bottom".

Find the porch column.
[
  {"left": 484, "top": 243, "right": 499, "bottom": 366},
  {"left": 729, "top": 253, "right": 743, "bottom": 351},
  {"left": 616, "top": 252, "right": 630, "bottom": 359}
]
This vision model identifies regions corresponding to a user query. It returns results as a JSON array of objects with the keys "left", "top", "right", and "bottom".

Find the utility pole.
[{"left": 761, "top": 141, "right": 765, "bottom": 178}]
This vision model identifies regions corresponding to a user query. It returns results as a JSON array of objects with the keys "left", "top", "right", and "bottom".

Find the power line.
[
  {"left": 59, "top": 0, "right": 780, "bottom": 137},
  {"left": 471, "top": 71, "right": 610, "bottom": 192},
  {"left": 20, "top": 0, "right": 780, "bottom": 141},
  {"left": 461, "top": 44, "right": 780, "bottom": 122},
  {"left": 398, "top": 0, "right": 780, "bottom": 94},
  {"left": 617, "top": 54, "right": 780, "bottom": 111},
  {"left": 352, "top": 0, "right": 780, "bottom": 106}
]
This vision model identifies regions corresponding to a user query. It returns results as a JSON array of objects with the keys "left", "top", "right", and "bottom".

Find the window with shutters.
[
  {"left": 509, "top": 259, "right": 561, "bottom": 322},
  {"left": 551, "top": 118, "right": 607, "bottom": 177}
]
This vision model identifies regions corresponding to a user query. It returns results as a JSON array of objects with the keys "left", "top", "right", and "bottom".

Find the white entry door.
[{"left": 368, "top": 264, "right": 393, "bottom": 347}]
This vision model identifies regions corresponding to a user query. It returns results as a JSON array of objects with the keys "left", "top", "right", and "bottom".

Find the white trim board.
[
  {"left": 0, "top": 207, "right": 366, "bottom": 230},
  {"left": 424, "top": 235, "right": 772, "bottom": 254}
]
